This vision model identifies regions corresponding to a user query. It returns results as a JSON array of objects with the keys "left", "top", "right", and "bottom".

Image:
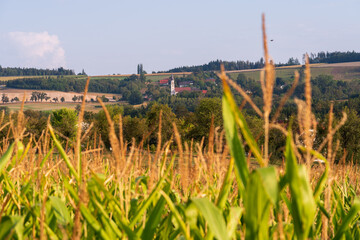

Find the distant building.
[
  {"left": 175, "top": 87, "right": 192, "bottom": 93},
  {"left": 159, "top": 78, "right": 169, "bottom": 86},
  {"left": 170, "top": 74, "right": 176, "bottom": 96},
  {"left": 179, "top": 81, "right": 193, "bottom": 87}
]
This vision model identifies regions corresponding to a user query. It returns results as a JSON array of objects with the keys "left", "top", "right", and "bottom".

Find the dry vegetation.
[
  {"left": 0, "top": 88, "right": 120, "bottom": 103},
  {"left": 0, "top": 15, "right": 360, "bottom": 239}
]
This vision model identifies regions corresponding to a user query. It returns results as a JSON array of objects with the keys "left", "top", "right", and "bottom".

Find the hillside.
[{"left": 227, "top": 62, "right": 360, "bottom": 82}]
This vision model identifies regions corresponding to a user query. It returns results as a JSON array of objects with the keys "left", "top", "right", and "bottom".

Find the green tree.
[
  {"left": 123, "top": 116, "right": 148, "bottom": 144},
  {"left": 339, "top": 107, "right": 360, "bottom": 162},
  {"left": 128, "top": 90, "right": 143, "bottom": 105},
  {"left": 147, "top": 103, "right": 177, "bottom": 145},
  {"left": 122, "top": 90, "right": 131, "bottom": 101},
  {"left": 60, "top": 97, "right": 65, "bottom": 102},
  {"left": 100, "top": 95, "right": 109, "bottom": 102},
  {"left": 39, "top": 92, "right": 47, "bottom": 102},
  {"left": 189, "top": 98, "right": 222, "bottom": 141},
  {"left": 94, "top": 105, "right": 124, "bottom": 148},
  {"left": 137, "top": 64, "right": 143, "bottom": 74},
  {"left": 51, "top": 108, "right": 78, "bottom": 140},
  {"left": 25, "top": 110, "right": 48, "bottom": 137},
  {"left": 1, "top": 94, "right": 9, "bottom": 104},
  {"left": 11, "top": 97, "right": 19, "bottom": 102}
]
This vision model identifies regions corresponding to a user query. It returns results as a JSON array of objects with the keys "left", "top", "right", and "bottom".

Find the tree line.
[
  {"left": 162, "top": 57, "right": 304, "bottom": 73},
  {"left": 0, "top": 66, "right": 75, "bottom": 76},
  {"left": 308, "top": 51, "right": 360, "bottom": 64},
  {"left": 162, "top": 59, "right": 266, "bottom": 73},
  {"left": 161, "top": 51, "right": 360, "bottom": 73}
]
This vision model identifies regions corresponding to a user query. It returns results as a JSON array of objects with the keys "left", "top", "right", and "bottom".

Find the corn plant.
[{"left": 1, "top": 15, "right": 360, "bottom": 240}]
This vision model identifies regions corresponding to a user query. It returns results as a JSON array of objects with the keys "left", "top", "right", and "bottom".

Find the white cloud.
[{"left": 8, "top": 31, "right": 66, "bottom": 69}]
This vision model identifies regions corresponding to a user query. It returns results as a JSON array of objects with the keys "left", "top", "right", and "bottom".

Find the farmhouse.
[
  {"left": 179, "top": 81, "right": 193, "bottom": 87},
  {"left": 159, "top": 78, "right": 170, "bottom": 86},
  {"left": 175, "top": 87, "right": 192, "bottom": 93}
]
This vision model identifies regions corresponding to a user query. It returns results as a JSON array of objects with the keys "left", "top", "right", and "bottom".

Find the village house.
[
  {"left": 179, "top": 81, "right": 193, "bottom": 87},
  {"left": 159, "top": 78, "right": 170, "bottom": 86}
]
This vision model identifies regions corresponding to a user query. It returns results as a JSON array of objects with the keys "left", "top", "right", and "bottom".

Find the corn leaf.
[
  {"left": 192, "top": 198, "right": 230, "bottom": 240},
  {"left": 223, "top": 79, "right": 264, "bottom": 166},
  {"left": 48, "top": 124, "right": 79, "bottom": 182},
  {"left": 244, "top": 168, "right": 278, "bottom": 240},
  {"left": 333, "top": 198, "right": 360, "bottom": 240},
  {"left": 0, "top": 215, "right": 24, "bottom": 240},
  {"left": 216, "top": 157, "right": 234, "bottom": 209},
  {"left": 222, "top": 91, "right": 248, "bottom": 190},
  {"left": 0, "top": 142, "right": 15, "bottom": 173},
  {"left": 49, "top": 196, "right": 71, "bottom": 226},
  {"left": 142, "top": 183, "right": 170, "bottom": 239},
  {"left": 285, "top": 130, "right": 316, "bottom": 240},
  {"left": 227, "top": 207, "right": 242, "bottom": 239}
]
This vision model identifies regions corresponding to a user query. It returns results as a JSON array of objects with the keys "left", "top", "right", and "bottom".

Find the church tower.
[{"left": 170, "top": 74, "right": 176, "bottom": 96}]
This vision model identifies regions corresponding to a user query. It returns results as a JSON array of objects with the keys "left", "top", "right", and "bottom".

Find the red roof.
[
  {"left": 159, "top": 79, "right": 169, "bottom": 84},
  {"left": 202, "top": 90, "right": 207, "bottom": 94},
  {"left": 175, "top": 87, "right": 192, "bottom": 93}
]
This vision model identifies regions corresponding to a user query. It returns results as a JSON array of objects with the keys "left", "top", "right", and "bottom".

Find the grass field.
[
  {"left": 227, "top": 62, "right": 360, "bottom": 82},
  {"left": 0, "top": 75, "right": 49, "bottom": 81},
  {"left": 0, "top": 72, "right": 192, "bottom": 83},
  {"left": 91, "top": 72, "right": 192, "bottom": 82}
]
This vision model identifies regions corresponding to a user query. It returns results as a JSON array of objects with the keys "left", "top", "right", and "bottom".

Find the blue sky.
[{"left": 0, "top": 0, "right": 359, "bottom": 75}]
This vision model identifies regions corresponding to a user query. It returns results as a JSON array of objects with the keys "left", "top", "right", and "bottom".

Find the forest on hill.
[
  {"left": 0, "top": 66, "right": 75, "bottom": 76},
  {"left": 162, "top": 51, "right": 360, "bottom": 73}
]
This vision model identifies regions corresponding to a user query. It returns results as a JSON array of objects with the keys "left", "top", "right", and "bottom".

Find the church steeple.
[{"left": 170, "top": 74, "right": 176, "bottom": 96}]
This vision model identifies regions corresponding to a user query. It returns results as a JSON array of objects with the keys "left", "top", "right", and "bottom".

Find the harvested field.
[{"left": 0, "top": 88, "right": 121, "bottom": 102}]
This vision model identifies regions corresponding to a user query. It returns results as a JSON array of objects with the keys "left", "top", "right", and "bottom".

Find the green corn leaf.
[
  {"left": 244, "top": 167, "right": 278, "bottom": 240},
  {"left": 333, "top": 198, "right": 360, "bottom": 240},
  {"left": 0, "top": 215, "right": 24, "bottom": 240},
  {"left": 216, "top": 157, "right": 234, "bottom": 209},
  {"left": 298, "top": 146, "right": 329, "bottom": 201},
  {"left": 129, "top": 153, "right": 175, "bottom": 228},
  {"left": 64, "top": 179, "right": 79, "bottom": 203},
  {"left": 222, "top": 92, "right": 248, "bottom": 191},
  {"left": 8, "top": 141, "right": 24, "bottom": 168},
  {"left": 45, "top": 224, "right": 60, "bottom": 240},
  {"left": 192, "top": 198, "right": 230, "bottom": 240},
  {"left": 142, "top": 183, "right": 170, "bottom": 239},
  {"left": 285, "top": 130, "right": 316, "bottom": 240},
  {"left": 91, "top": 198, "right": 126, "bottom": 239},
  {"left": 49, "top": 196, "right": 71, "bottom": 226},
  {"left": 223, "top": 79, "right": 264, "bottom": 167},
  {"left": 48, "top": 124, "right": 79, "bottom": 182},
  {"left": 256, "top": 167, "right": 279, "bottom": 205},
  {"left": 0, "top": 142, "right": 15, "bottom": 173},
  {"left": 79, "top": 203, "right": 111, "bottom": 240},
  {"left": 227, "top": 207, "right": 242, "bottom": 239},
  {"left": 16, "top": 141, "right": 24, "bottom": 161},
  {"left": 160, "top": 190, "right": 190, "bottom": 240}
]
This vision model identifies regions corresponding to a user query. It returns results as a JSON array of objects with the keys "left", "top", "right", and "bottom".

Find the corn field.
[{"left": 1, "top": 15, "right": 360, "bottom": 239}]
